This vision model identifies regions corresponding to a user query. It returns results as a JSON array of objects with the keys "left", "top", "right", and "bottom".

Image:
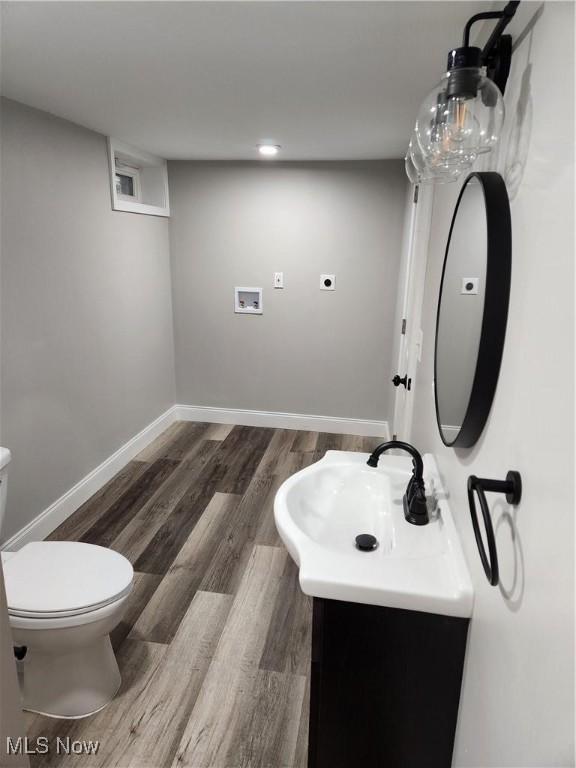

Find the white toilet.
[{"left": 0, "top": 449, "right": 134, "bottom": 719}]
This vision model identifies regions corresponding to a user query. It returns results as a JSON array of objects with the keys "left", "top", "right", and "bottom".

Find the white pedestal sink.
[{"left": 274, "top": 450, "right": 473, "bottom": 618}]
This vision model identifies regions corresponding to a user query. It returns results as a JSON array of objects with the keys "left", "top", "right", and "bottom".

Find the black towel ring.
[{"left": 467, "top": 471, "right": 522, "bottom": 586}]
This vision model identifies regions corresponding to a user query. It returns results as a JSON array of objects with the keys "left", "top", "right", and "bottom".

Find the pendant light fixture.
[
  {"left": 406, "top": 134, "right": 462, "bottom": 185},
  {"left": 406, "top": 1, "right": 520, "bottom": 184}
]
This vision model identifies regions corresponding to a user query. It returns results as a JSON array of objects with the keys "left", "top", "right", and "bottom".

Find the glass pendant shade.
[
  {"left": 405, "top": 134, "right": 462, "bottom": 185},
  {"left": 415, "top": 67, "right": 504, "bottom": 167},
  {"left": 405, "top": 152, "right": 419, "bottom": 184}
]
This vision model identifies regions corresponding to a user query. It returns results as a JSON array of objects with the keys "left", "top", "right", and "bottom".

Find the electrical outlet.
[
  {"left": 320, "top": 274, "right": 336, "bottom": 290},
  {"left": 461, "top": 277, "right": 479, "bottom": 295},
  {"left": 274, "top": 272, "right": 284, "bottom": 288}
]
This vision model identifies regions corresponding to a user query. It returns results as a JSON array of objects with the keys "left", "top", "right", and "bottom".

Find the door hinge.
[
  {"left": 413, "top": 184, "right": 419, "bottom": 203},
  {"left": 401, "top": 318, "right": 407, "bottom": 335}
]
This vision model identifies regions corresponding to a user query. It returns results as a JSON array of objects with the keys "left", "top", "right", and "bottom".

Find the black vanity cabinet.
[{"left": 308, "top": 597, "right": 469, "bottom": 768}]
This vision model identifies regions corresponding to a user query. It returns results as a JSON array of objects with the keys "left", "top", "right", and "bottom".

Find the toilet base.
[{"left": 18, "top": 635, "right": 121, "bottom": 719}]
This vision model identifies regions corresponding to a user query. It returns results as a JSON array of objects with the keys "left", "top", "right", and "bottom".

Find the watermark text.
[{"left": 6, "top": 736, "right": 100, "bottom": 756}]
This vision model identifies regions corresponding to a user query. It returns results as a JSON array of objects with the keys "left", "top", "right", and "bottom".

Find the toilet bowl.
[{"left": 2, "top": 541, "right": 133, "bottom": 718}]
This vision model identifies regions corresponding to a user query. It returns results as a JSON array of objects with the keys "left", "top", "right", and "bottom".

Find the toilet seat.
[
  {"left": 7, "top": 587, "right": 133, "bottom": 619},
  {"left": 7, "top": 596, "right": 131, "bottom": 631},
  {"left": 3, "top": 541, "right": 133, "bottom": 620}
]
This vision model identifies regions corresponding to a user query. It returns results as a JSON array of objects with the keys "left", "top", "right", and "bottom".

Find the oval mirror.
[{"left": 434, "top": 172, "right": 511, "bottom": 448}]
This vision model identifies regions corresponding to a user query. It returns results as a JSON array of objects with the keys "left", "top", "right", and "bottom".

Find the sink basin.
[{"left": 274, "top": 450, "right": 473, "bottom": 617}]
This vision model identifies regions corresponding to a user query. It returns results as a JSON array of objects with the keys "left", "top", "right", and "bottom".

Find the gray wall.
[
  {"left": 411, "top": 3, "right": 574, "bottom": 765},
  {"left": 0, "top": 99, "right": 176, "bottom": 543},
  {"left": 168, "top": 161, "right": 406, "bottom": 421}
]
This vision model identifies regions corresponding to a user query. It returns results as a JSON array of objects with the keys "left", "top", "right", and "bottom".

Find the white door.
[{"left": 392, "top": 183, "right": 434, "bottom": 441}]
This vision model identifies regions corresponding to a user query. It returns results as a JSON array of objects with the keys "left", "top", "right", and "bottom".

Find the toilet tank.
[{"left": 0, "top": 448, "right": 12, "bottom": 540}]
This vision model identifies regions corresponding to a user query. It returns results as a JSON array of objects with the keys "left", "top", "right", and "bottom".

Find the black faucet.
[{"left": 367, "top": 440, "right": 429, "bottom": 526}]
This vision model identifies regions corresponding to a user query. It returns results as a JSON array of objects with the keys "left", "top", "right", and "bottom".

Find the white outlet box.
[
  {"left": 274, "top": 272, "right": 284, "bottom": 288},
  {"left": 320, "top": 274, "right": 336, "bottom": 290},
  {"left": 235, "top": 287, "right": 263, "bottom": 314}
]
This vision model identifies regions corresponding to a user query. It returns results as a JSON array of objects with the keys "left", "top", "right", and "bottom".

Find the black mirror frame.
[{"left": 434, "top": 171, "right": 512, "bottom": 449}]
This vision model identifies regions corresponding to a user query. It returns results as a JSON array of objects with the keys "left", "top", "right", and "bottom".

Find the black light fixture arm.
[
  {"left": 462, "top": 1, "right": 520, "bottom": 59},
  {"left": 449, "top": 1, "right": 520, "bottom": 97},
  {"left": 463, "top": 11, "right": 504, "bottom": 49},
  {"left": 480, "top": 1, "right": 520, "bottom": 63}
]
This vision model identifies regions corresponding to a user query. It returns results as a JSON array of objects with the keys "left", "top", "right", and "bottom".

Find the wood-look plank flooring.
[{"left": 28, "top": 423, "right": 382, "bottom": 768}]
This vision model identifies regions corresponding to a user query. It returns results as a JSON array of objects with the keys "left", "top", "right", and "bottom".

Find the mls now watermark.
[{"left": 7, "top": 736, "right": 100, "bottom": 755}]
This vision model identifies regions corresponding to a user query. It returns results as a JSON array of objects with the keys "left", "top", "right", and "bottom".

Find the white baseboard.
[
  {"left": 2, "top": 403, "right": 389, "bottom": 551},
  {"left": 1, "top": 406, "right": 178, "bottom": 551},
  {"left": 175, "top": 404, "right": 389, "bottom": 439}
]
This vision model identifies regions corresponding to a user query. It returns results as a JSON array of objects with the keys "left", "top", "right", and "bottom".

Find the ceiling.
[{"left": 1, "top": 1, "right": 493, "bottom": 160}]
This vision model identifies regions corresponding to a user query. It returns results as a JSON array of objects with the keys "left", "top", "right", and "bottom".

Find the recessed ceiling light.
[{"left": 257, "top": 144, "right": 281, "bottom": 158}]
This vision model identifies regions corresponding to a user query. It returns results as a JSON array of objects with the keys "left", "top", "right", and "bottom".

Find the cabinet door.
[{"left": 309, "top": 598, "right": 469, "bottom": 768}]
